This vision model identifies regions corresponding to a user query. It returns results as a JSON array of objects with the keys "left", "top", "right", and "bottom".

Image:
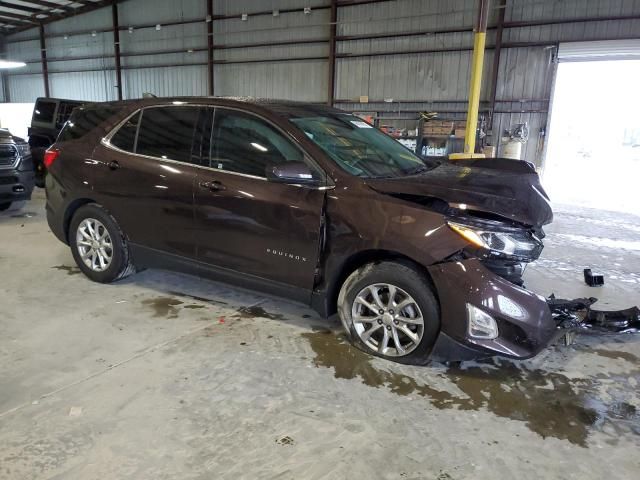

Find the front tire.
[
  {"left": 338, "top": 261, "right": 440, "bottom": 365},
  {"left": 69, "top": 204, "right": 135, "bottom": 283}
]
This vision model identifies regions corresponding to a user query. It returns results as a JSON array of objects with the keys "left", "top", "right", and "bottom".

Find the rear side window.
[
  {"left": 212, "top": 109, "right": 302, "bottom": 177},
  {"left": 191, "top": 108, "right": 214, "bottom": 166},
  {"left": 58, "top": 106, "right": 120, "bottom": 142},
  {"left": 136, "top": 107, "right": 199, "bottom": 162},
  {"left": 56, "top": 102, "right": 83, "bottom": 129},
  {"left": 111, "top": 112, "right": 140, "bottom": 152},
  {"left": 33, "top": 100, "right": 56, "bottom": 123}
]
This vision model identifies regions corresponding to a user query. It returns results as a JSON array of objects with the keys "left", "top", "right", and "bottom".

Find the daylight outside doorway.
[{"left": 543, "top": 48, "right": 640, "bottom": 215}]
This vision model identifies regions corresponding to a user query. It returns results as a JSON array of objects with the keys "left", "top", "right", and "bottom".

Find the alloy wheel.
[
  {"left": 76, "top": 218, "right": 113, "bottom": 272},
  {"left": 351, "top": 283, "right": 425, "bottom": 357}
]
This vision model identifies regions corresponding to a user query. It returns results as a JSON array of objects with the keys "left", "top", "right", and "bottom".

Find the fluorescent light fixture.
[{"left": 0, "top": 60, "right": 26, "bottom": 69}]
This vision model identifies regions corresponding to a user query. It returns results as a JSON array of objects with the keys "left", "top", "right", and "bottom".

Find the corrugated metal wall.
[{"left": 2, "top": 0, "right": 640, "bottom": 165}]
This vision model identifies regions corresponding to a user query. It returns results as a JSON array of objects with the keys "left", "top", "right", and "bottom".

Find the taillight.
[{"left": 43, "top": 148, "right": 60, "bottom": 169}]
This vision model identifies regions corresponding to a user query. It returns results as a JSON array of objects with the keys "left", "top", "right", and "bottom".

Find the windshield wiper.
[{"left": 404, "top": 164, "right": 430, "bottom": 176}]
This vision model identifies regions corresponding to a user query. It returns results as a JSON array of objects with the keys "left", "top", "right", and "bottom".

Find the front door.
[
  {"left": 194, "top": 107, "right": 326, "bottom": 291},
  {"left": 91, "top": 105, "right": 206, "bottom": 259}
]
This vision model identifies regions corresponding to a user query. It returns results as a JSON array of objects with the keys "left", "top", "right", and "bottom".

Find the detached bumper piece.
[{"left": 548, "top": 294, "right": 640, "bottom": 334}]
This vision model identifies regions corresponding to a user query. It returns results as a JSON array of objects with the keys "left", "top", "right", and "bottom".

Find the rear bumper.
[
  {"left": 45, "top": 173, "right": 68, "bottom": 244},
  {"left": 428, "top": 259, "right": 557, "bottom": 361},
  {"left": 0, "top": 169, "right": 35, "bottom": 203}
]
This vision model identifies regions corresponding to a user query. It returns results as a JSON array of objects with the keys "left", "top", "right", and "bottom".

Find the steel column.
[
  {"left": 112, "top": 2, "right": 123, "bottom": 100},
  {"left": 38, "top": 22, "right": 49, "bottom": 97},
  {"left": 489, "top": 0, "right": 506, "bottom": 116},
  {"left": 327, "top": 0, "right": 337, "bottom": 105},
  {"left": 207, "top": 0, "right": 214, "bottom": 96},
  {"left": 450, "top": 0, "right": 490, "bottom": 159}
]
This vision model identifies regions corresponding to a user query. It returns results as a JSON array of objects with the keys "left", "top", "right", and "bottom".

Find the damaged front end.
[
  {"left": 446, "top": 214, "right": 544, "bottom": 286},
  {"left": 427, "top": 213, "right": 556, "bottom": 361},
  {"left": 366, "top": 159, "right": 639, "bottom": 361}
]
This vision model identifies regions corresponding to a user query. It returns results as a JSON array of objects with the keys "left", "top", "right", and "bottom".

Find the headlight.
[{"left": 448, "top": 220, "right": 543, "bottom": 260}]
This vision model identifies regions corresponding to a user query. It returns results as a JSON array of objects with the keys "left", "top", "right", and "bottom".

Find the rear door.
[
  {"left": 193, "top": 107, "right": 326, "bottom": 291},
  {"left": 91, "top": 105, "right": 204, "bottom": 259}
]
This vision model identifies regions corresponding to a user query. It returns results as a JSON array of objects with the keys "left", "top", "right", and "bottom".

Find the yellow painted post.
[{"left": 450, "top": 0, "right": 491, "bottom": 160}]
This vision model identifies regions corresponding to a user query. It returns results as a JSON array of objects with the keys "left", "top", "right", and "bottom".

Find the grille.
[{"left": 0, "top": 145, "right": 18, "bottom": 168}]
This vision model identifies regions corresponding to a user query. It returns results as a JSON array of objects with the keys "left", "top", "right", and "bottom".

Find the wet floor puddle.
[
  {"left": 142, "top": 297, "right": 184, "bottom": 318},
  {"left": 141, "top": 297, "right": 212, "bottom": 319},
  {"left": 141, "top": 296, "right": 285, "bottom": 323},
  {"left": 303, "top": 330, "right": 640, "bottom": 446},
  {"left": 142, "top": 291, "right": 235, "bottom": 319},
  {"left": 589, "top": 348, "right": 639, "bottom": 363},
  {"left": 233, "top": 305, "right": 285, "bottom": 320},
  {"left": 51, "top": 265, "right": 81, "bottom": 276}
]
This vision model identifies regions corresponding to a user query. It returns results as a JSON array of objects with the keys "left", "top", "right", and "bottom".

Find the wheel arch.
[
  {"left": 324, "top": 249, "right": 438, "bottom": 317},
  {"left": 63, "top": 198, "right": 97, "bottom": 242}
]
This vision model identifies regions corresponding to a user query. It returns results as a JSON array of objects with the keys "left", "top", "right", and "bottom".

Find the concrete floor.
[{"left": 1, "top": 189, "right": 639, "bottom": 480}]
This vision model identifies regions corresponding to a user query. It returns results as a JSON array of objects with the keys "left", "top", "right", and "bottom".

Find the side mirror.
[{"left": 266, "top": 161, "right": 318, "bottom": 184}]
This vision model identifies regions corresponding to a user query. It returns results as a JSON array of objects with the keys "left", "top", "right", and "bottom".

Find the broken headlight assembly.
[{"left": 447, "top": 219, "right": 543, "bottom": 262}]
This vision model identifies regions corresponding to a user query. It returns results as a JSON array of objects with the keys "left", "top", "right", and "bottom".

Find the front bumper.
[
  {"left": 428, "top": 258, "right": 556, "bottom": 361},
  {"left": 0, "top": 169, "right": 35, "bottom": 203}
]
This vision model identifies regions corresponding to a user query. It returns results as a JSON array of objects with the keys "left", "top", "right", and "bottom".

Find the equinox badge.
[{"left": 266, "top": 248, "right": 307, "bottom": 262}]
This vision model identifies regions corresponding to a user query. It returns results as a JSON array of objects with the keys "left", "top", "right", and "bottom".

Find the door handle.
[
  {"left": 199, "top": 180, "right": 226, "bottom": 192},
  {"left": 108, "top": 160, "right": 120, "bottom": 171}
]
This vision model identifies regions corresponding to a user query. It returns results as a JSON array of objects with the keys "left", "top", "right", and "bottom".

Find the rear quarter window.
[
  {"left": 33, "top": 101, "right": 57, "bottom": 123},
  {"left": 58, "top": 106, "right": 120, "bottom": 142}
]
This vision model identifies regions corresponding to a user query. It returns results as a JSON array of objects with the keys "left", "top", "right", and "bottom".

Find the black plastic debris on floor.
[
  {"left": 548, "top": 294, "right": 640, "bottom": 334},
  {"left": 584, "top": 268, "right": 605, "bottom": 287}
]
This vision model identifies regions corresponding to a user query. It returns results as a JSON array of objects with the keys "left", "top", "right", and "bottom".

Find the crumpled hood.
[{"left": 366, "top": 158, "right": 553, "bottom": 227}]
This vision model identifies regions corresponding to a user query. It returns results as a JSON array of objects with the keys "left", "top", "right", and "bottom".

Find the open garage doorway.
[{"left": 543, "top": 41, "right": 640, "bottom": 215}]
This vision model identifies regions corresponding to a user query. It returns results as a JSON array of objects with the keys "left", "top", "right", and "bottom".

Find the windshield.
[{"left": 290, "top": 114, "right": 426, "bottom": 178}]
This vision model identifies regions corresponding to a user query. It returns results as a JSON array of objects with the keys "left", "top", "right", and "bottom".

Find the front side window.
[
  {"left": 136, "top": 106, "right": 199, "bottom": 163},
  {"left": 211, "top": 109, "right": 303, "bottom": 177},
  {"left": 291, "top": 114, "right": 426, "bottom": 178}
]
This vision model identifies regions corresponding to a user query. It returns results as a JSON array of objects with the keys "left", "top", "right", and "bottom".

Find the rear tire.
[
  {"left": 69, "top": 204, "right": 135, "bottom": 283},
  {"left": 338, "top": 261, "right": 440, "bottom": 365},
  {"left": 0, "top": 202, "right": 11, "bottom": 212}
]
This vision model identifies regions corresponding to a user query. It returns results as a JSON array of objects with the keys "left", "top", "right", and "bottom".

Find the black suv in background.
[
  {"left": 0, "top": 128, "right": 34, "bottom": 211},
  {"left": 28, "top": 97, "right": 87, "bottom": 187}
]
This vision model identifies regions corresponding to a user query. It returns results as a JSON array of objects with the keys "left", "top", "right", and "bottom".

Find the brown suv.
[{"left": 45, "top": 97, "right": 555, "bottom": 364}]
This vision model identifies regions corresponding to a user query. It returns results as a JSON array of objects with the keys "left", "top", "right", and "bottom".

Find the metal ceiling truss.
[{"left": 0, "top": 1, "right": 119, "bottom": 34}]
